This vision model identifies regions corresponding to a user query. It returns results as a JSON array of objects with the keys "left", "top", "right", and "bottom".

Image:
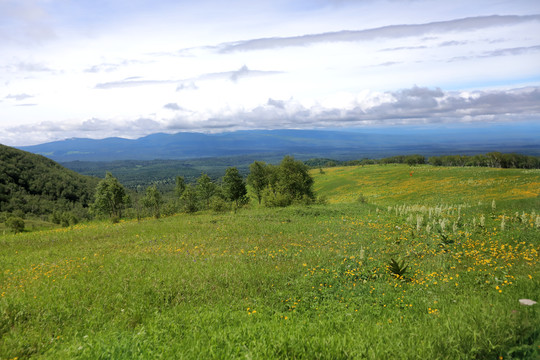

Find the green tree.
[
  {"left": 180, "top": 184, "right": 198, "bottom": 213},
  {"left": 91, "top": 172, "right": 129, "bottom": 218},
  {"left": 222, "top": 167, "right": 247, "bottom": 208},
  {"left": 5, "top": 216, "right": 25, "bottom": 233},
  {"left": 247, "top": 161, "right": 268, "bottom": 204},
  {"left": 141, "top": 185, "right": 164, "bottom": 218},
  {"left": 196, "top": 173, "right": 216, "bottom": 210},
  {"left": 260, "top": 156, "right": 315, "bottom": 207},
  {"left": 175, "top": 176, "right": 186, "bottom": 198},
  {"left": 277, "top": 155, "right": 315, "bottom": 202}
]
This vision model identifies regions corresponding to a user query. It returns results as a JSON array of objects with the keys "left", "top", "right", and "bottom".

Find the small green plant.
[
  {"left": 356, "top": 194, "right": 367, "bottom": 203},
  {"left": 387, "top": 258, "right": 408, "bottom": 278},
  {"left": 439, "top": 233, "right": 454, "bottom": 247}
]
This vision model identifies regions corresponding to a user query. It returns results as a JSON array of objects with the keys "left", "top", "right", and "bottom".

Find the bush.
[
  {"left": 262, "top": 189, "right": 291, "bottom": 208},
  {"left": 51, "top": 211, "right": 79, "bottom": 227},
  {"left": 356, "top": 194, "right": 368, "bottom": 203},
  {"left": 210, "top": 196, "right": 230, "bottom": 212},
  {"left": 5, "top": 216, "right": 25, "bottom": 233},
  {"left": 161, "top": 202, "right": 178, "bottom": 217},
  {"left": 316, "top": 195, "right": 328, "bottom": 205}
]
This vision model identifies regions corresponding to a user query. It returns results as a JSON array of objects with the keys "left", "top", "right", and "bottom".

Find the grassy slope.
[
  {"left": 1, "top": 165, "right": 539, "bottom": 359},
  {"left": 313, "top": 164, "right": 540, "bottom": 205}
]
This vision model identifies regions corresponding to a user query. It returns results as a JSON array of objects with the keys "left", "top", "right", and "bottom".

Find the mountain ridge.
[{"left": 16, "top": 126, "right": 540, "bottom": 162}]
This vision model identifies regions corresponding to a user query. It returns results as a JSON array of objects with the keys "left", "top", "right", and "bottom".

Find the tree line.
[
  {"left": 306, "top": 152, "right": 540, "bottom": 169},
  {"left": 427, "top": 152, "right": 540, "bottom": 168},
  {"left": 90, "top": 156, "right": 316, "bottom": 222}
]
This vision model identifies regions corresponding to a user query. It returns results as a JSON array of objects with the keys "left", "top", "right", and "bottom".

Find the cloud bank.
[{"left": 4, "top": 86, "right": 539, "bottom": 144}]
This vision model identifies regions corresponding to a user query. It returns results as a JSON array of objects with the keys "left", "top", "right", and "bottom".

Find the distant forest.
[
  {"left": 58, "top": 151, "right": 540, "bottom": 194},
  {"left": 305, "top": 152, "right": 540, "bottom": 169},
  {"left": 2, "top": 144, "right": 540, "bottom": 234}
]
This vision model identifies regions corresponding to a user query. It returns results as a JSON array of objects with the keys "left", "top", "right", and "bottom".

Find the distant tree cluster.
[
  {"left": 379, "top": 155, "right": 426, "bottom": 166},
  {"left": 305, "top": 152, "right": 540, "bottom": 169},
  {"left": 87, "top": 155, "right": 316, "bottom": 222},
  {"left": 428, "top": 152, "right": 540, "bottom": 169},
  {"left": 175, "top": 167, "right": 249, "bottom": 213},
  {"left": 248, "top": 156, "right": 315, "bottom": 207},
  {"left": 304, "top": 155, "right": 426, "bottom": 168},
  {"left": 91, "top": 165, "right": 252, "bottom": 220}
]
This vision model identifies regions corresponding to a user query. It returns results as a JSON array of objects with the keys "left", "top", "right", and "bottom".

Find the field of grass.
[
  {"left": 313, "top": 165, "right": 540, "bottom": 206},
  {"left": 1, "top": 164, "right": 539, "bottom": 359}
]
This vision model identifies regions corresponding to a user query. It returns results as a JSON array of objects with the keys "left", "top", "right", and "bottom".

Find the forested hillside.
[{"left": 0, "top": 144, "right": 99, "bottom": 217}]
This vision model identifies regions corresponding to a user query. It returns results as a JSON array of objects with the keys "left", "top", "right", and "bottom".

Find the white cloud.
[
  {"left": 5, "top": 93, "right": 34, "bottom": 101},
  {"left": 4, "top": 85, "right": 539, "bottom": 145},
  {"left": 0, "top": 0, "right": 539, "bottom": 145},
  {"left": 216, "top": 15, "right": 540, "bottom": 53}
]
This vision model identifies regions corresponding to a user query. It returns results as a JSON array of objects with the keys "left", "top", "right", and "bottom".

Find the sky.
[{"left": 1, "top": 0, "right": 540, "bottom": 146}]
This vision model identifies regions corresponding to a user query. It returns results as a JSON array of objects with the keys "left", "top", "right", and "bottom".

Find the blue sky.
[{"left": 1, "top": 0, "right": 539, "bottom": 145}]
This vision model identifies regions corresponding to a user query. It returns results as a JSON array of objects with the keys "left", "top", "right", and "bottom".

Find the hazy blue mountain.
[{"left": 17, "top": 125, "right": 540, "bottom": 162}]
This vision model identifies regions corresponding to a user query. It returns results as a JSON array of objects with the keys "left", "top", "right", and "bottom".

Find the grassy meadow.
[{"left": 1, "top": 164, "right": 539, "bottom": 359}]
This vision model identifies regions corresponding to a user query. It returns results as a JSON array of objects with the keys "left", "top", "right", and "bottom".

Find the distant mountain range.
[{"left": 16, "top": 125, "right": 540, "bottom": 162}]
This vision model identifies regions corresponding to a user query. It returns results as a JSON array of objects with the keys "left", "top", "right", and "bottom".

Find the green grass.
[
  {"left": 313, "top": 164, "right": 540, "bottom": 205},
  {"left": 0, "top": 218, "right": 60, "bottom": 236},
  {"left": 1, "top": 164, "right": 539, "bottom": 359}
]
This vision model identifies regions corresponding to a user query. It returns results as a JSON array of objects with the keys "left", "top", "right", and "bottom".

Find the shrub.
[
  {"left": 356, "top": 194, "right": 367, "bottom": 203},
  {"left": 210, "top": 196, "right": 230, "bottom": 212},
  {"left": 5, "top": 216, "right": 25, "bottom": 233},
  {"left": 262, "top": 188, "right": 291, "bottom": 208}
]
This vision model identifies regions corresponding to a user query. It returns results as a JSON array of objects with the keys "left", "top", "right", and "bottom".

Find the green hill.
[
  {"left": 1, "top": 163, "right": 539, "bottom": 358},
  {"left": 312, "top": 164, "right": 540, "bottom": 206},
  {"left": 0, "top": 144, "right": 99, "bottom": 218}
]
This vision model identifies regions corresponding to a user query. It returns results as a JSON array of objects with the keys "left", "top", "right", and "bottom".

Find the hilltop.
[{"left": 0, "top": 144, "right": 99, "bottom": 217}]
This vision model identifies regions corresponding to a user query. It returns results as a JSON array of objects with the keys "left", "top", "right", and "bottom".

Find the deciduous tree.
[
  {"left": 222, "top": 167, "right": 247, "bottom": 208},
  {"left": 247, "top": 161, "right": 268, "bottom": 204},
  {"left": 175, "top": 176, "right": 186, "bottom": 198},
  {"left": 196, "top": 173, "right": 216, "bottom": 209},
  {"left": 141, "top": 185, "right": 164, "bottom": 218},
  {"left": 91, "top": 172, "right": 129, "bottom": 218}
]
